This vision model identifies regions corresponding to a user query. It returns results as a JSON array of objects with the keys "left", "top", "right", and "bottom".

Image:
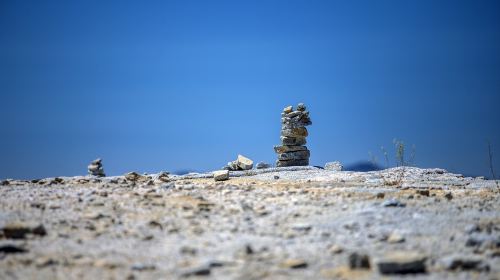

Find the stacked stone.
[
  {"left": 88, "top": 158, "right": 105, "bottom": 177},
  {"left": 274, "top": 103, "right": 312, "bottom": 167}
]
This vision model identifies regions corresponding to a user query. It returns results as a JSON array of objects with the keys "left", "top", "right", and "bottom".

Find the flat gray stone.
[
  {"left": 281, "top": 127, "right": 308, "bottom": 138},
  {"left": 277, "top": 150, "right": 310, "bottom": 161},
  {"left": 274, "top": 145, "right": 308, "bottom": 154},
  {"left": 280, "top": 136, "right": 307, "bottom": 146},
  {"left": 276, "top": 159, "right": 309, "bottom": 167}
]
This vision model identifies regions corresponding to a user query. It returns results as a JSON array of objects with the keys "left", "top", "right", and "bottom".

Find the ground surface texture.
[{"left": 1, "top": 167, "right": 499, "bottom": 280}]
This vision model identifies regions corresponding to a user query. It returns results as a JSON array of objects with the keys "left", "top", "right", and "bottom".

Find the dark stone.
[
  {"left": 377, "top": 252, "right": 427, "bottom": 274},
  {"left": 181, "top": 266, "right": 211, "bottom": 277},
  {"left": 442, "top": 255, "right": 490, "bottom": 272},
  {"left": 444, "top": 192, "right": 453, "bottom": 200},
  {"left": 416, "top": 190, "right": 430, "bottom": 196},
  {"left": 381, "top": 199, "right": 406, "bottom": 207},
  {"left": 0, "top": 244, "right": 27, "bottom": 254},
  {"left": 349, "top": 253, "right": 370, "bottom": 269},
  {"left": 276, "top": 159, "right": 309, "bottom": 167}
]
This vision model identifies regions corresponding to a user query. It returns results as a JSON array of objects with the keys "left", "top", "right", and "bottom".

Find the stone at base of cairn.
[{"left": 276, "top": 159, "right": 309, "bottom": 167}]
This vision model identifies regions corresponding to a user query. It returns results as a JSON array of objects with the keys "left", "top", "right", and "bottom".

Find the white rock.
[
  {"left": 213, "top": 170, "right": 229, "bottom": 181},
  {"left": 324, "top": 161, "right": 343, "bottom": 171},
  {"left": 237, "top": 155, "right": 253, "bottom": 170}
]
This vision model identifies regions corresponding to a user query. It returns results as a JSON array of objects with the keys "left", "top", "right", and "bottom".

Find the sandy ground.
[{"left": 1, "top": 167, "right": 499, "bottom": 279}]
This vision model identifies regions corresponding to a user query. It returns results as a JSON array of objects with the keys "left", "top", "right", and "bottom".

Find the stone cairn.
[
  {"left": 274, "top": 103, "right": 312, "bottom": 167},
  {"left": 88, "top": 158, "right": 105, "bottom": 177}
]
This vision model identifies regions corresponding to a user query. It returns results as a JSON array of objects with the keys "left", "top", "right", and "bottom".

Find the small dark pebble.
[
  {"left": 349, "top": 253, "right": 371, "bottom": 269},
  {"left": 382, "top": 199, "right": 406, "bottom": 207},
  {"left": 416, "top": 190, "right": 430, "bottom": 196},
  {"left": 0, "top": 244, "right": 27, "bottom": 254},
  {"left": 444, "top": 192, "right": 453, "bottom": 200},
  {"left": 181, "top": 266, "right": 211, "bottom": 277}
]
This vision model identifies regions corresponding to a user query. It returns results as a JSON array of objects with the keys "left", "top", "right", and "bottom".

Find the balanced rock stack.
[
  {"left": 274, "top": 103, "right": 312, "bottom": 167},
  {"left": 88, "top": 158, "right": 105, "bottom": 177}
]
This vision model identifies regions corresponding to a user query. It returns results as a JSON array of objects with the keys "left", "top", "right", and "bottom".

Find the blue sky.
[{"left": 1, "top": 0, "right": 499, "bottom": 179}]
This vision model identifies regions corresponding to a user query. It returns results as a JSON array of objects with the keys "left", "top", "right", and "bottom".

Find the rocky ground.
[{"left": 1, "top": 167, "right": 499, "bottom": 279}]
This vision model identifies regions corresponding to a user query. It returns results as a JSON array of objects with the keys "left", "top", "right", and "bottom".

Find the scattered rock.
[
  {"left": 35, "top": 257, "right": 58, "bottom": 268},
  {"left": 223, "top": 155, "right": 254, "bottom": 171},
  {"left": 1, "top": 223, "right": 47, "bottom": 239},
  {"left": 387, "top": 232, "right": 405, "bottom": 243},
  {"left": 255, "top": 162, "right": 271, "bottom": 169},
  {"left": 281, "top": 259, "right": 308, "bottom": 269},
  {"left": 349, "top": 253, "right": 371, "bottom": 269},
  {"left": 125, "top": 172, "right": 141, "bottom": 181},
  {"left": 88, "top": 158, "right": 105, "bottom": 177},
  {"left": 0, "top": 244, "right": 27, "bottom": 254},
  {"left": 444, "top": 192, "right": 453, "bottom": 200},
  {"left": 441, "top": 255, "right": 490, "bottom": 272},
  {"left": 213, "top": 170, "right": 229, "bottom": 181},
  {"left": 377, "top": 251, "right": 427, "bottom": 274},
  {"left": 291, "top": 223, "right": 312, "bottom": 232},
  {"left": 329, "top": 244, "right": 343, "bottom": 254},
  {"left": 156, "top": 171, "right": 170, "bottom": 183},
  {"left": 237, "top": 155, "right": 253, "bottom": 170},
  {"left": 376, "top": 192, "right": 385, "bottom": 199},
  {"left": 131, "top": 263, "right": 156, "bottom": 271},
  {"left": 180, "top": 265, "right": 211, "bottom": 277},
  {"left": 382, "top": 199, "right": 406, "bottom": 207},
  {"left": 465, "top": 234, "right": 500, "bottom": 249},
  {"left": 465, "top": 224, "right": 480, "bottom": 234},
  {"left": 324, "top": 161, "right": 343, "bottom": 171},
  {"left": 416, "top": 189, "right": 430, "bottom": 196}
]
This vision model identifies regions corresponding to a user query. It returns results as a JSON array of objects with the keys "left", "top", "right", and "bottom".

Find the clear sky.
[{"left": 1, "top": 0, "right": 499, "bottom": 179}]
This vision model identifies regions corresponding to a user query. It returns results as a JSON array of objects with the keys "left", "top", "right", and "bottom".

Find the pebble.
[
  {"left": 281, "top": 259, "right": 308, "bottom": 269},
  {"left": 0, "top": 244, "right": 27, "bottom": 254},
  {"left": 291, "top": 223, "right": 312, "bottom": 231},
  {"left": 324, "top": 161, "right": 343, "bottom": 171},
  {"left": 416, "top": 189, "right": 430, "bottom": 196},
  {"left": 376, "top": 251, "right": 427, "bottom": 274},
  {"left": 441, "top": 255, "right": 490, "bottom": 271},
  {"left": 348, "top": 253, "right": 371, "bottom": 269},
  {"left": 376, "top": 192, "right": 385, "bottom": 199},
  {"left": 381, "top": 199, "right": 406, "bottom": 207},
  {"left": 213, "top": 170, "right": 229, "bottom": 181},
  {"left": 180, "top": 265, "right": 211, "bottom": 277},
  {"left": 255, "top": 162, "right": 271, "bottom": 169},
  {"left": 237, "top": 155, "right": 254, "bottom": 170},
  {"left": 387, "top": 232, "right": 405, "bottom": 243},
  {"left": 1, "top": 223, "right": 47, "bottom": 239},
  {"left": 444, "top": 192, "right": 453, "bottom": 200},
  {"left": 131, "top": 263, "right": 156, "bottom": 271},
  {"left": 329, "top": 244, "right": 343, "bottom": 254}
]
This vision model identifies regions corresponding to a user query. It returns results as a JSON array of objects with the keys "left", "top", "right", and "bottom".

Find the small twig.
[{"left": 487, "top": 141, "right": 499, "bottom": 190}]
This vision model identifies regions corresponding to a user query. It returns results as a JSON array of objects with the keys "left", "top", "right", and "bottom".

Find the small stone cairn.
[
  {"left": 274, "top": 103, "right": 312, "bottom": 167},
  {"left": 88, "top": 158, "right": 105, "bottom": 177}
]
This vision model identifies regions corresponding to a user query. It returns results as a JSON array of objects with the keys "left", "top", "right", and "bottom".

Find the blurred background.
[{"left": 1, "top": 0, "right": 499, "bottom": 179}]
